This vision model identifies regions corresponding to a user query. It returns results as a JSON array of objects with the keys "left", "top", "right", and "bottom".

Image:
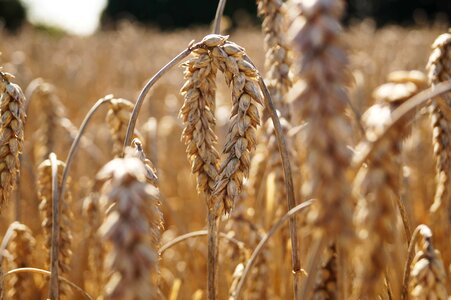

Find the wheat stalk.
[
  {"left": 0, "top": 71, "right": 26, "bottom": 208},
  {"left": 97, "top": 157, "right": 163, "bottom": 300}
]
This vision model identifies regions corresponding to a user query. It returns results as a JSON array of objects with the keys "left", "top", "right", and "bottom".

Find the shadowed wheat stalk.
[
  {"left": 97, "top": 157, "right": 163, "bottom": 300},
  {"left": 0, "top": 72, "right": 26, "bottom": 208}
]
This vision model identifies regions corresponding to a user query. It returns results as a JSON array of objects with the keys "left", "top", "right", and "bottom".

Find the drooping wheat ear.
[
  {"left": 30, "top": 82, "right": 60, "bottom": 164},
  {"left": 180, "top": 34, "right": 262, "bottom": 214},
  {"left": 312, "top": 244, "right": 337, "bottom": 300},
  {"left": 97, "top": 157, "right": 163, "bottom": 300},
  {"left": 409, "top": 226, "right": 448, "bottom": 300},
  {"left": 37, "top": 158, "right": 72, "bottom": 296},
  {"left": 106, "top": 98, "right": 142, "bottom": 157},
  {"left": 179, "top": 44, "right": 220, "bottom": 206},
  {"left": 426, "top": 32, "right": 450, "bottom": 215},
  {"left": 128, "top": 138, "right": 158, "bottom": 186},
  {"left": 0, "top": 72, "right": 26, "bottom": 207},
  {"left": 257, "top": 0, "right": 293, "bottom": 119},
  {"left": 208, "top": 36, "right": 263, "bottom": 214},
  {"left": 353, "top": 72, "right": 427, "bottom": 298},
  {"left": 287, "top": 0, "right": 352, "bottom": 239},
  {"left": 82, "top": 192, "right": 105, "bottom": 297},
  {"left": 5, "top": 222, "right": 38, "bottom": 300}
]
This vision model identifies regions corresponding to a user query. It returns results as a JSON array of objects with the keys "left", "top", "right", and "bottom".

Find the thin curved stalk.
[
  {"left": 257, "top": 73, "right": 302, "bottom": 296},
  {"left": 213, "top": 0, "right": 227, "bottom": 34},
  {"left": 401, "top": 224, "right": 430, "bottom": 300},
  {"left": 231, "top": 199, "right": 314, "bottom": 300},
  {"left": 352, "top": 80, "right": 451, "bottom": 172},
  {"left": 159, "top": 230, "right": 246, "bottom": 255},
  {"left": 3, "top": 267, "right": 93, "bottom": 300},
  {"left": 123, "top": 41, "right": 204, "bottom": 153},
  {"left": 49, "top": 152, "right": 59, "bottom": 300},
  {"left": 60, "top": 95, "right": 113, "bottom": 205}
]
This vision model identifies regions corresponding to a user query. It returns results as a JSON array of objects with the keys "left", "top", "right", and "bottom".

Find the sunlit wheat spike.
[
  {"left": 179, "top": 45, "right": 220, "bottom": 206},
  {"left": 97, "top": 157, "right": 163, "bottom": 300},
  {"left": 409, "top": 226, "right": 448, "bottom": 300},
  {"left": 82, "top": 191, "right": 105, "bottom": 297},
  {"left": 353, "top": 71, "right": 427, "bottom": 298},
  {"left": 37, "top": 158, "right": 73, "bottom": 296},
  {"left": 106, "top": 98, "right": 142, "bottom": 157},
  {"left": 287, "top": 0, "right": 353, "bottom": 239},
  {"left": 426, "top": 32, "right": 450, "bottom": 214},
  {"left": 5, "top": 222, "right": 38, "bottom": 300},
  {"left": 207, "top": 36, "right": 263, "bottom": 214},
  {"left": 29, "top": 82, "right": 61, "bottom": 164},
  {"left": 257, "top": 0, "right": 293, "bottom": 119},
  {"left": 0, "top": 71, "right": 26, "bottom": 208}
]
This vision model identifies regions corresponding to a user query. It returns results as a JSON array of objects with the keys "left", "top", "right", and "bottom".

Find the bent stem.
[
  {"left": 48, "top": 153, "right": 59, "bottom": 300},
  {"left": 231, "top": 199, "right": 314, "bottom": 300},
  {"left": 401, "top": 224, "right": 431, "bottom": 300},
  {"left": 257, "top": 73, "right": 302, "bottom": 297},
  {"left": 123, "top": 41, "right": 204, "bottom": 152},
  {"left": 4, "top": 267, "right": 93, "bottom": 300},
  {"left": 213, "top": 0, "right": 227, "bottom": 34},
  {"left": 60, "top": 95, "right": 113, "bottom": 205}
]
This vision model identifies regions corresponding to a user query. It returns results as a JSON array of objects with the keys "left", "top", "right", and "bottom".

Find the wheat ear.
[
  {"left": 0, "top": 72, "right": 26, "bottom": 208},
  {"left": 5, "top": 222, "right": 37, "bottom": 300},
  {"left": 97, "top": 157, "right": 163, "bottom": 300},
  {"left": 37, "top": 157, "right": 73, "bottom": 297},
  {"left": 179, "top": 46, "right": 220, "bottom": 204},
  {"left": 257, "top": 0, "right": 292, "bottom": 118},
  {"left": 353, "top": 72, "right": 426, "bottom": 298},
  {"left": 287, "top": 0, "right": 353, "bottom": 240},
  {"left": 408, "top": 225, "right": 448, "bottom": 300},
  {"left": 106, "top": 98, "right": 143, "bottom": 157}
]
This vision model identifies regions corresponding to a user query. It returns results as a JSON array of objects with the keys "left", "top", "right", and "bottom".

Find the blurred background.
[{"left": 0, "top": 0, "right": 450, "bottom": 35}]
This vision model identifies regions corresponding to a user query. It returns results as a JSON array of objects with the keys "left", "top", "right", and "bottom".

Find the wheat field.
[{"left": 0, "top": 0, "right": 450, "bottom": 299}]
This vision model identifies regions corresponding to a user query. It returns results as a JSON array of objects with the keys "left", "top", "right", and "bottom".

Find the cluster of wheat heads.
[{"left": 0, "top": 0, "right": 450, "bottom": 299}]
